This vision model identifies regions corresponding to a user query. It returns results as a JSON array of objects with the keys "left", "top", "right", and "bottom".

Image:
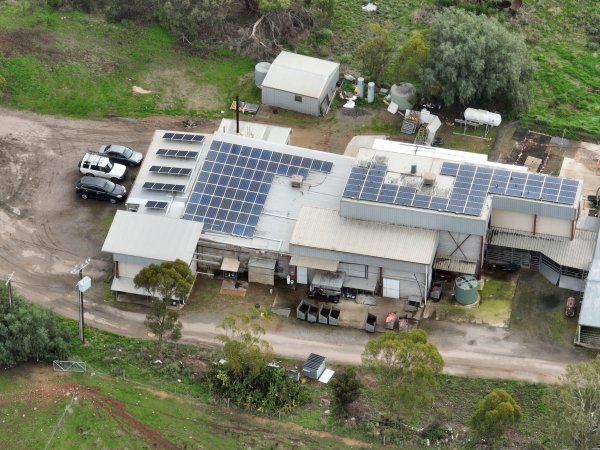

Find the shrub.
[{"left": 470, "top": 388, "right": 522, "bottom": 440}]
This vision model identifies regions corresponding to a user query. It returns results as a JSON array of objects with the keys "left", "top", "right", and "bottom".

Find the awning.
[
  {"left": 289, "top": 255, "right": 339, "bottom": 272},
  {"left": 311, "top": 270, "right": 345, "bottom": 290},
  {"left": 343, "top": 276, "right": 378, "bottom": 292},
  {"left": 433, "top": 256, "right": 478, "bottom": 275},
  {"left": 221, "top": 257, "right": 240, "bottom": 273}
]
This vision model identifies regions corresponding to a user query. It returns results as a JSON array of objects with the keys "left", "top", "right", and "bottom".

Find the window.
[{"left": 294, "top": 95, "right": 302, "bottom": 103}]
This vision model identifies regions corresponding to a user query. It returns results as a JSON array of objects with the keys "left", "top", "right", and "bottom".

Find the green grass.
[{"left": 0, "top": 6, "right": 256, "bottom": 118}]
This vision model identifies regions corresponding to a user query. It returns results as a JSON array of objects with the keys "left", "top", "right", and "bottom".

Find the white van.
[{"left": 78, "top": 152, "right": 127, "bottom": 181}]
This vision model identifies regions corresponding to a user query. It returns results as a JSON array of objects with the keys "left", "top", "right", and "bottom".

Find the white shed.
[{"left": 261, "top": 51, "right": 340, "bottom": 116}]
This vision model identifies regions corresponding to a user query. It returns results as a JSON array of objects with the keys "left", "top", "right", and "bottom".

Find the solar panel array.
[
  {"left": 145, "top": 200, "right": 169, "bottom": 210},
  {"left": 440, "top": 162, "right": 579, "bottom": 205},
  {"left": 183, "top": 139, "right": 333, "bottom": 238},
  {"left": 342, "top": 161, "right": 580, "bottom": 217},
  {"left": 142, "top": 182, "right": 185, "bottom": 193},
  {"left": 162, "top": 132, "right": 205, "bottom": 143},
  {"left": 149, "top": 166, "right": 192, "bottom": 176},
  {"left": 156, "top": 148, "right": 198, "bottom": 159}
]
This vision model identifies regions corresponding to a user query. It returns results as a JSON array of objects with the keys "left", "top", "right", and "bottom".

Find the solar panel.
[
  {"left": 156, "top": 148, "right": 198, "bottom": 159},
  {"left": 183, "top": 140, "right": 335, "bottom": 237},
  {"left": 341, "top": 160, "right": 580, "bottom": 217},
  {"left": 162, "top": 132, "right": 205, "bottom": 143},
  {"left": 142, "top": 182, "right": 185, "bottom": 193},
  {"left": 145, "top": 200, "right": 169, "bottom": 210},
  {"left": 149, "top": 166, "right": 192, "bottom": 176}
]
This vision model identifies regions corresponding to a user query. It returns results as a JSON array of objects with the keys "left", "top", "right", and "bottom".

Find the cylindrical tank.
[
  {"left": 357, "top": 77, "right": 364, "bottom": 98},
  {"left": 420, "top": 108, "right": 431, "bottom": 124},
  {"left": 255, "top": 62, "right": 271, "bottom": 89},
  {"left": 367, "top": 82, "right": 375, "bottom": 103},
  {"left": 454, "top": 275, "right": 479, "bottom": 305},
  {"left": 464, "top": 108, "right": 502, "bottom": 127},
  {"left": 390, "top": 82, "right": 417, "bottom": 111}
]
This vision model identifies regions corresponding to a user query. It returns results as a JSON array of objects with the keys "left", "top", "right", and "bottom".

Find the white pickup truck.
[{"left": 78, "top": 152, "right": 127, "bottom": 181}]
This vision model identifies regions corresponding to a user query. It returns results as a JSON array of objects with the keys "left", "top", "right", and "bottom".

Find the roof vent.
[
  {"left": 423, "top": 172, "right": 436, "bottom": 186},
  {"left": 411, "top": 162, "right": 417, "bottom": 174},
  {"left": 291, "top": 175, "right": 304, "bottom": 188}
]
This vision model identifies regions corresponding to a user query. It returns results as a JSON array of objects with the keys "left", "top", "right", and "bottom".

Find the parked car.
[
  {"left": 78, "top": 152, "right": 127, "bottom": 181},
  {"left": 98, "top": 144, "right": 143, "bottom": 167},
  {"left": 76, "top": 176, "right": 127, "bottom": 203}
]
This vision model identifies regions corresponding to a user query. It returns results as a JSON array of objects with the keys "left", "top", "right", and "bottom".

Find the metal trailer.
[
  {"left": 296, "top": 300, "right": 309, "bottom": 320},
  {"left": 364, "top": 313, "right": 377, "bottom": 333},
  {"left": 329, "top": 307, "right": 340, "bottom": 326},
  {"left": 302, "top": 353, "right": 327, "bottom": 380},
  {"left": 307, "top": 304, "right": 319, "bottom": 323},
  {"left": 319, "top": 304, "right": 331, "bottom": 324}
]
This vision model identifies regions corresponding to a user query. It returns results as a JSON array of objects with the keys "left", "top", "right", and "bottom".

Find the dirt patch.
[
  {"left": 0, "top": 29, "right": 56, "bottom": 58},
  {"left": 143, "top": 68, "right": 221, "bottom": 111},
  {"left": 508, "top": 128, "right": 564, "bottom": 175}
]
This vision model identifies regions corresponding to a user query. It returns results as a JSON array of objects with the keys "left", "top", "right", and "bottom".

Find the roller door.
[{"left": 383, "top": 278, "right": 400, "bottom": 299}]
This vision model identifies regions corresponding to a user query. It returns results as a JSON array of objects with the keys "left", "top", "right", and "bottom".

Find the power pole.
[
  {"left": 5, "top": 272, "right": 14, "bottom": 308},
  {"left": 71, "top": 258, "right": 91, "bottom": 343}
]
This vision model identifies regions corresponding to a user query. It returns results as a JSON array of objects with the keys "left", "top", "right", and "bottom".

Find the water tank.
[
  {"left": 357, "top": 77, "right": 365, "bottom": 98},
  {"left": 367, "top": 82, "right": 375, "bottom": 103},
  {"left": 255, "top": 62, "right": 271, "bottom": 89},
  {"left": 390, "top": 82, "right": 417, "bottom": 111},
  {"left": 454, "top": 275, "right": 479, "bottom": 305},
  {"left": 464, "top": 108, "right": 502, "bottom": 127}
]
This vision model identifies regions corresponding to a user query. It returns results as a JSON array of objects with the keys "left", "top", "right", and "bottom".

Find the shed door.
[
  {"left": 383, "top": 278, "right": 400, "bottom": 299},
  {"left": 296, "top": 266, "right": 308, "bottom": 285}
]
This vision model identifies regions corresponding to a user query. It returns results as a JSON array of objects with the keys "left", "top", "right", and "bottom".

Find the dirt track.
[{"left": 0, "top": 107, "right": 588, "bottom": 384}]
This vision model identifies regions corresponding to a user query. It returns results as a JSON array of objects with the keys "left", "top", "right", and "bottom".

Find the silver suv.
[{"left": 78, "top": 152, "right": 127, "bottom": 181}]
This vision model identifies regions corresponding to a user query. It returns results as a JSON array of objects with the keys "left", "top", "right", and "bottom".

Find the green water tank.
[{"left": 454, "top": 275, "right": 479, "bottom": 305}]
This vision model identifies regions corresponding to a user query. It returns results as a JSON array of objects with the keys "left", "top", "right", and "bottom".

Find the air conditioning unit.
[
  {"left": 423, "top": 172, "right": 436, "bottom": 186},
  {"left": 291, "top": 175, "right": 304, "bottom": 188}
]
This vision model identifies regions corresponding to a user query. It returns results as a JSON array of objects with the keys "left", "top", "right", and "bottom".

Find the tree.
[
  {"left": 553, "top": 356, "right": 600, "bottom": 449},
  {"left": 0, "top": 285, "right": 71, "bottom": 368},
  {"left": 355, "top": 23, "right": 393, "bottom": 85},
  {"left": 395, "top": 31, "right": 429, "bottom": 83},
  {"left": 134, "top": 259, "right": 194, "bottom": 355},
  {"left": 420, "top": 8, "right": 531, "bottom": 112},
  {"left": 330, "top": 367, "right": 362, "bottom": 417},
  {"left": 362, "top": 330, "right": 443, "bottom": 424},
  {"left": 208, "top": 308, "right": 307, "bottom": 413},
  {"left": 470, "top": 389, "right": 522, "bottom": 441}
]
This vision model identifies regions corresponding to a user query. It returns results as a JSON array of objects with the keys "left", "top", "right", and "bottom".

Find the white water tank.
[
  {"left": 255, "top": 62, "right": 271, "bottom": 89},
  {"left": 464, "top": 108, "right": 502, "bottom": 127},
  {"left": 357, "top": 77, "right": 364, "bottom": 98},
  {"left": 367, "top": 82, "right": 375, "bottom": 103},
  {"left": 390, "top": 82, "right": 416, "bottom": 111}
]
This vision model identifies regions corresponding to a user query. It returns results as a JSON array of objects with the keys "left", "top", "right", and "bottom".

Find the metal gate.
[{"left": 53, "top": 361, "right": 86, "bottom": 372}]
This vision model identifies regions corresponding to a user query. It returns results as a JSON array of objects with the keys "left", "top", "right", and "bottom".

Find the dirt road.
[{"left": 0, "top": 107, "right": 584, "bottom": 384}]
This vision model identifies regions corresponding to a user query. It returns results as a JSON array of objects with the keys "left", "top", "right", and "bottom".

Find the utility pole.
[
  {"left": 71, "top": 258, "right": 91, "bottom": 343},
  {"left": 5, "top": 272, "right": 14, "bottom": 308}
]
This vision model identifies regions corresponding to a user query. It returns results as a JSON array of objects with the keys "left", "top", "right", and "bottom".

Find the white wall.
[
  {"left": 262, "top": 87, "right": 320, "bottom": 116},
  {"left": 536, "top": 216, "right": 572, "bottom": 238},
  {"left": 437, "top": 232, "right": 481, "bottom": 261},
  {"left": 118, "top": 262, "right": 147, "bottom": 279},
  {"left": 491, "top": 210, "right": 534, "bottom": 233}
]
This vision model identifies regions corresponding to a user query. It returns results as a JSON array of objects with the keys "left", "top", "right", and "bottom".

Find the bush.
[
  {"left": 470, "top": 388, "right": 522, "bottom": 440},
  {"left": 330, "top": 367, "right": 362, "bottom": 417},
  {"left": 207, "top": 365, "right": 307, "bottom": 414}
]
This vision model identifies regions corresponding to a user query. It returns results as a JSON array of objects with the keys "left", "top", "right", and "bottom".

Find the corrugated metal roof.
[
  {"left": 290, "top": 207, "right": 438, "bottom": 265},
  {"left": 261, "top": 51, "right": 339, "bottom": 98},
  {"left": 248, "top": 257, "right": 277, "bottom": 270},
  {"left": 102, "top": 210, "right": 204, "bottom": 263},
  {"left": 289, "top": 255, "right": 339, "bottom": 271},
  {"left": 433, "top": 256, "right": 478, "bottom": 275},
  {"left": 221, "top": 257, "right": 240, "bottom": 272},
  {"left": 487, "top": 226, "right": 596, "bottom": 270},
  {"left": 579, "top": 233, "right": 600, "bottom": 328}
]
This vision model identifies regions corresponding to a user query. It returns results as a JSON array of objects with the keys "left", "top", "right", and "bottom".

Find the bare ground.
[{"left": 0, "top": 107, "right": 590, "bottom": 384}]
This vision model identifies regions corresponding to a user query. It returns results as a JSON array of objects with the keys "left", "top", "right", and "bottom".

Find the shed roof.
[
  {"left": 261, "top": 51, "right": 339, "bottom": 99},
  {"left": 102, "top": 210, "right": 204, "bottom": 263},
  {"left": 289, "top": 255, "right": 339, "bottom": 272},
  {"left": 579, "top": 233, "right": 600, "bottom": 328},
  {"left": 487, "top": 226, "right": 596, "bottom": 270},
  {"left": 433, "top": 256, "right": 478, "bottom": 275},
  {"left": 290, "top": 207, "right": 438, "bottom": 265},
  {"left": 221, "top": 257, "right": 240, "bottom": 273}
]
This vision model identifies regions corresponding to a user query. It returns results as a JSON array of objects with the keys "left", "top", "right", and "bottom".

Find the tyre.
[{"left": 81, "top": 193, "right": 88, "bottom": 200}]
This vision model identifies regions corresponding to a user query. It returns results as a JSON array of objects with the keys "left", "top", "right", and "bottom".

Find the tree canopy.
[
  {"left": 421, "top": 8, "right": 531, "bottom": 112},
  {"left": 470, "top": 388, "right": 522, "bottom": 441},
  {"left": 554, "top": 356, "right": 600, "bottom": 449},
  {"left": 134, "top": 259, "right": 195, "bottom": 303},
  {"left": 0, "top": 285, "right": 71, "bottom": 368},
  {"left": 355, "top": 23, "right": 394, "bottom": 85},
  {"left": 362, "top": 330, "right": 443, "bottom": 424},
  {"left": 395, "top": 31, "right": 429, "bottom": 84}
]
